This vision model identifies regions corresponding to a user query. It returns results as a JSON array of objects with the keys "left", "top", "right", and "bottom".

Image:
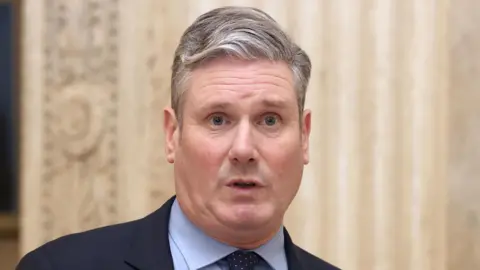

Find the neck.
[
  {"left": 177, "top": 199, "right": 282, "bottom": 250},
  {"left": 208, "top": 224, "right": 281, "bottom": 250}
]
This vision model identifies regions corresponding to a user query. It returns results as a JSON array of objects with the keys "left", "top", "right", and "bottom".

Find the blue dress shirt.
[{"left": 168, "top": 199, "right": 288, "bottom": 270}]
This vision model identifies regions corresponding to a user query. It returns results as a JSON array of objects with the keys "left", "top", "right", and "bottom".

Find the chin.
[{"left": 220, "top": 204, "right": 275, "bottom": 230}]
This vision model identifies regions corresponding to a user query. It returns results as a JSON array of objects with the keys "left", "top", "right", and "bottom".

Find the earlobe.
[
  {"left": 163, "top": 107, "right": 178, "bottom": 164},
  {"left": 302, "top": 110, "right": 312, "bottom": 165}
]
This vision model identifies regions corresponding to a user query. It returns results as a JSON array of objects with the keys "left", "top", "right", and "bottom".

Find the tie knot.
[{"left": 226, "top": 250, "right": 261, "bottom": 270}]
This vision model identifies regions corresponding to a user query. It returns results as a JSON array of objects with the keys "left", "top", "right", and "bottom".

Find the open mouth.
[
  {"left": 228, "top": 179, "right": 261, "bottom": 189},
  {"left": 232, "top": 182, "right": 257, "bottom": 188}
]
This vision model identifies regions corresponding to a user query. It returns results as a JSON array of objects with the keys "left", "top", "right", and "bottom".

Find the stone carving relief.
[{"left": 41, "top": 0, "right": 119, "bottom": 242}]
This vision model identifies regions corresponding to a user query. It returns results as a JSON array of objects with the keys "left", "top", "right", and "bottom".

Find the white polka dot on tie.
[{"left": 226, "top": 251, "right": 261, "bottom": 270}]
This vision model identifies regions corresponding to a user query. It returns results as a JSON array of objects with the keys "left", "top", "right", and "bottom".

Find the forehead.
[{"left": 185, "top": 58, "right": 296, "bottom": 106}]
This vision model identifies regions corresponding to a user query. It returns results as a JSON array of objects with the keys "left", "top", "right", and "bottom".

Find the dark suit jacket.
[{"left": 17, "top": 196, "right": 340, "bottom": 270}]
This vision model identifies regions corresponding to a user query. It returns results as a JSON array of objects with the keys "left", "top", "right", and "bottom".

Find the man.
[{"left": 17, "top": 6, "right": 339, "bottom": 270}]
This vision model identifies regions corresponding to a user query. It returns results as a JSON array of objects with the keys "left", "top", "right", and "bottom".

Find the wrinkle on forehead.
[
  {"left": 189, "top": 58, "right": 295, "bottom": 101},
  {"left": 192, "top": 58, "right": 294, "bottom": 90}
]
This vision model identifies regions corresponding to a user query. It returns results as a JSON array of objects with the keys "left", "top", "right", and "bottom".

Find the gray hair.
[{"left": 170, "top": 6, "right": 312, "bottom": 123}]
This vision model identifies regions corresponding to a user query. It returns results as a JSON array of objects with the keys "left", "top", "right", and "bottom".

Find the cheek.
[
  {"left": 260, "top": 136, "right": 304, "bottom": 189},
  {"left": 271, "top": 148, "right": 303, "bottom": 178},
  {"left": 181, "top": 134, "right": 226, "bottom": 177},
  {"left": 260, "top": 128, "right": 303, "bottom": 164}
]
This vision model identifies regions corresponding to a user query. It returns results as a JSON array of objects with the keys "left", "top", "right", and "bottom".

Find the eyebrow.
[
  {"left": 198, "top": 101, "right": 234, "bottom": 112},
  {"left": 198, "top": 98, "right": 289, "bottom": 112},
  {"left": 260, "top": 98, "right": 288, "bottom": 109}
]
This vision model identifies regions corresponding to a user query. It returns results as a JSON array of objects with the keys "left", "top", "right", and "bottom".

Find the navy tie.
[{"left": 225, "top": 250, "right": 261, "bottom": 270}]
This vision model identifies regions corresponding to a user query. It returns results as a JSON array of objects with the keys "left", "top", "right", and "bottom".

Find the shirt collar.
[{"left": 168, "top": 199, "right": 286, "bottom": 270}]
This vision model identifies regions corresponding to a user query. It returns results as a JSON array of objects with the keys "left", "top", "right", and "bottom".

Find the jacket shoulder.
[
  {"left": 17, "top": 219, "right": 140, "bottom": 270},
  {"left": 293, "top": 245, "right": 341, "bottom": 270}
]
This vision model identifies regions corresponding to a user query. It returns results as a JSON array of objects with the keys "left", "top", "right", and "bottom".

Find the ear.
[
  {"left": 163, "top": 107, "right": 178, "bottom": 164},
  {"left": 301, "top": 109, "right": 312, "bottom": 165}
]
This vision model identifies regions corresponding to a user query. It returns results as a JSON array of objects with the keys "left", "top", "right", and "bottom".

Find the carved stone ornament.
[
  {"left": 49, "top": 83, "right": 106, "bottom": 159},
  {"left": 40, "top": 0, "right": 119, "bottom": 242}
]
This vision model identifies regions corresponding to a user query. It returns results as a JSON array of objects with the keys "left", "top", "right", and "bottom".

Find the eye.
[
  {"left": 261, "top": 114, "right": 279, "bottom": 126},
  {"left": 209, "top": 114, "right": 227, "bottom": 126}
]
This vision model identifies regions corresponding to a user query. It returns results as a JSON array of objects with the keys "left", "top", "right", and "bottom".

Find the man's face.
[{"left": 164, "top": 58, "right": 311, "bottom": 232}]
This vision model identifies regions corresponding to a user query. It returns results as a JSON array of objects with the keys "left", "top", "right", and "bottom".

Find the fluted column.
[
  {"left": 278, "top": 0, "right": 449, "bottom": 269},
  {"left": 448, "top": 0, "right": 480, "bottom": 269}
]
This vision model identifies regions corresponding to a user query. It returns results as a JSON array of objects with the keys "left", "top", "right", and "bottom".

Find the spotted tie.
[{"left": 225, "top": 250, "right": 261, "bottom": 270}]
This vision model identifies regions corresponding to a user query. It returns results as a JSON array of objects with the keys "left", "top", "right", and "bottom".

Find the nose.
[{"left": 228, "top": 120, "right": 257, "bottom": 164}]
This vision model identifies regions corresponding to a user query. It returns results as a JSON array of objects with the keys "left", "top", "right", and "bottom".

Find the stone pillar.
[
  {"left": 20, "top": 1, "right": 450, "bottom": 269},
  {"left": 448, "top": 0, "right": 480, "bottom": 268},
  {"left": 279, "top": 0, "right": 449, "bottom": 269}
]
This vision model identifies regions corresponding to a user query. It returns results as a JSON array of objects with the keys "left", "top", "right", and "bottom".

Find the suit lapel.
[
  {"left": 124, "top": 196, "right": 307, "bottom": 270},
  {"left": 283, "top": 228, "right": 305, "bottom": 270},
  {"left": 124, "top": 196, "right": 176, "bottom": 270}
]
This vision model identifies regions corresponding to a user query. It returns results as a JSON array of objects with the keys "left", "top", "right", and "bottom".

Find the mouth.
[{"left": 227, "top": 179, "right": 263, "bottom": 189}]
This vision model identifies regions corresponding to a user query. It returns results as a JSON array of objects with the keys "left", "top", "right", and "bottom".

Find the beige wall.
[
  {"left": 448, "top": 0, "right": 480, "bottom": 268},
  {"left": 16, "top": 0, "right": 478, "bottom": 269}
]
